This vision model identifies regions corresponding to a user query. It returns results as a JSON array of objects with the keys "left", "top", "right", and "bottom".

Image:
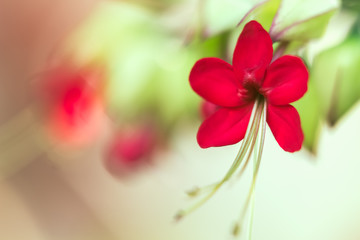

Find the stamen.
[
  {"left": 190, "top": 100, "right": 265, "bottom": 197},
  {"left": 186, "top": 183, "right": 219, "bottom": 197},
  {"left": 176, "top": 99, "right": 266, "bottom": 221},
  {"left": 232, "top": 101, "right": 267, "bottom": 237},
  {"left": 235, "top": 101, "right": 265, "bottom": 180}
]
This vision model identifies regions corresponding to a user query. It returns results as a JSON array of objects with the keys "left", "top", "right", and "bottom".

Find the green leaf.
[
  {"left": 293, "top": 80, "right": 322, "bottom": 154},
  {"left": 312, "top": 37, "right": 360, "bottom": 126},
  {"left": 270, "top": 0, "right": 339, "bottom": 42}
]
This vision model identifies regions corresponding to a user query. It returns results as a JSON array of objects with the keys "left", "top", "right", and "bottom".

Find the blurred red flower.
[
  {"left": 189, "top": 21, "right": 308, "bottom": 152},
  {"left": 108, "top": 126, "right": 157, "bottom": 165},
  {"left": 104, "top": 124, "right": 159, "bottom": 177},
  {"left": 37, "top": 65, "right": 104, "bottom": 145}
]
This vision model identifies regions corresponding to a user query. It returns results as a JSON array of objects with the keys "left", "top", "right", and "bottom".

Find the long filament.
[
  {"left": 175, "top": 99, "right": 263, "bottom": 220},
  {"left": 177, "top": 99, "right": 265, "bottom": 220},
  {"left": 187, "top": 101, "right": 264, "bottom": 198},
  {"left": 233, "top": 101, "right": 267, "bottom": 236}
]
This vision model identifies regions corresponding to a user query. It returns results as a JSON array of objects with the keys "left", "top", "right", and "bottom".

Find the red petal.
[
  {"left": 232, "top": 21, "right": 273, "bottom": 85},
  {"left": 189, "top": 57, "right": 246, "bottom": 107},
  {"left": 267, "top": 104, "right": 303, "bottom": 152},
  {"left": 197, "top": 105, "right": 253, "bottom": 148},
  {"left": 262, "top": 55, "right": 308, "bottom": 105}
]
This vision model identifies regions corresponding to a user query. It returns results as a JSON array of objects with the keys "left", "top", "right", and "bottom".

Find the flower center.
[
  {"left": 242, "top": 73, "right": 265, "bottom": 102},
  {"left": 244, "top": 81, "right": 260, "bottom": 101}
]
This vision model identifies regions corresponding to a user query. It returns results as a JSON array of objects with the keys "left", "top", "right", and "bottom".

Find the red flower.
[{"left": 189, "top": 21, "right": 308, "bottom": 152}]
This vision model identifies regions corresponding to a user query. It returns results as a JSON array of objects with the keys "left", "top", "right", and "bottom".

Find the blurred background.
[{"left": 1, "top": 0, "right": 360, "bottom": 239}]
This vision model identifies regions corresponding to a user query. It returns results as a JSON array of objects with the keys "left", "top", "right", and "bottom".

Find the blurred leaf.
[
  {"left": 64, "top": 2, "right": 164, "bottom": 116},
  {"left": 65, "top": 1, "right": 158, "bottom": 64},
  {"left": 270, "top": 0, "right": 339, "bottom": 42},
  {"left": 203, "top": 0, "right": 254, "bottom": 36},
  {"left": 312, "top": 37, "right": 360, "bottom": 126},
  {"left": 155, "top": 35, "right": 224, "bottom": 126},
  {"left": 238, "top": 0, "right": 281, "bottom": 31},
  {"left": 293, "top": 80, "right": 322, "bottom": 154},
  {"left": 342, "top": 0, "right": 360, "bottom": 12},
  {"left": 160, "top": 0, "right": 257, "bottom": 42},
  {"left": 273, "top": 10, "right": 336, "bottom": 42},
  {"left": 228, "top": 0, "right": 339, "bottom": 60},
  {"left": 64, "top": 1, "right": 224, "bottom": 129}
]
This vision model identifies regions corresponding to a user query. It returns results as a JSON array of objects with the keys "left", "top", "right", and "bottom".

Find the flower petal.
[
  {"left": 189, "top": 57, "right": 246, "bottom": 107},
  {"left": 232, "top": 20, "right": 273, "bottom": 85},
  {"left": 197, "top": 105, "right": 253, "bottom": 148},
  {"left": 262, "top": 55, "right": 308, "bottom": 105},
  {"left": 267, "top": 104, "right": 304, "bottom": 152}
]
